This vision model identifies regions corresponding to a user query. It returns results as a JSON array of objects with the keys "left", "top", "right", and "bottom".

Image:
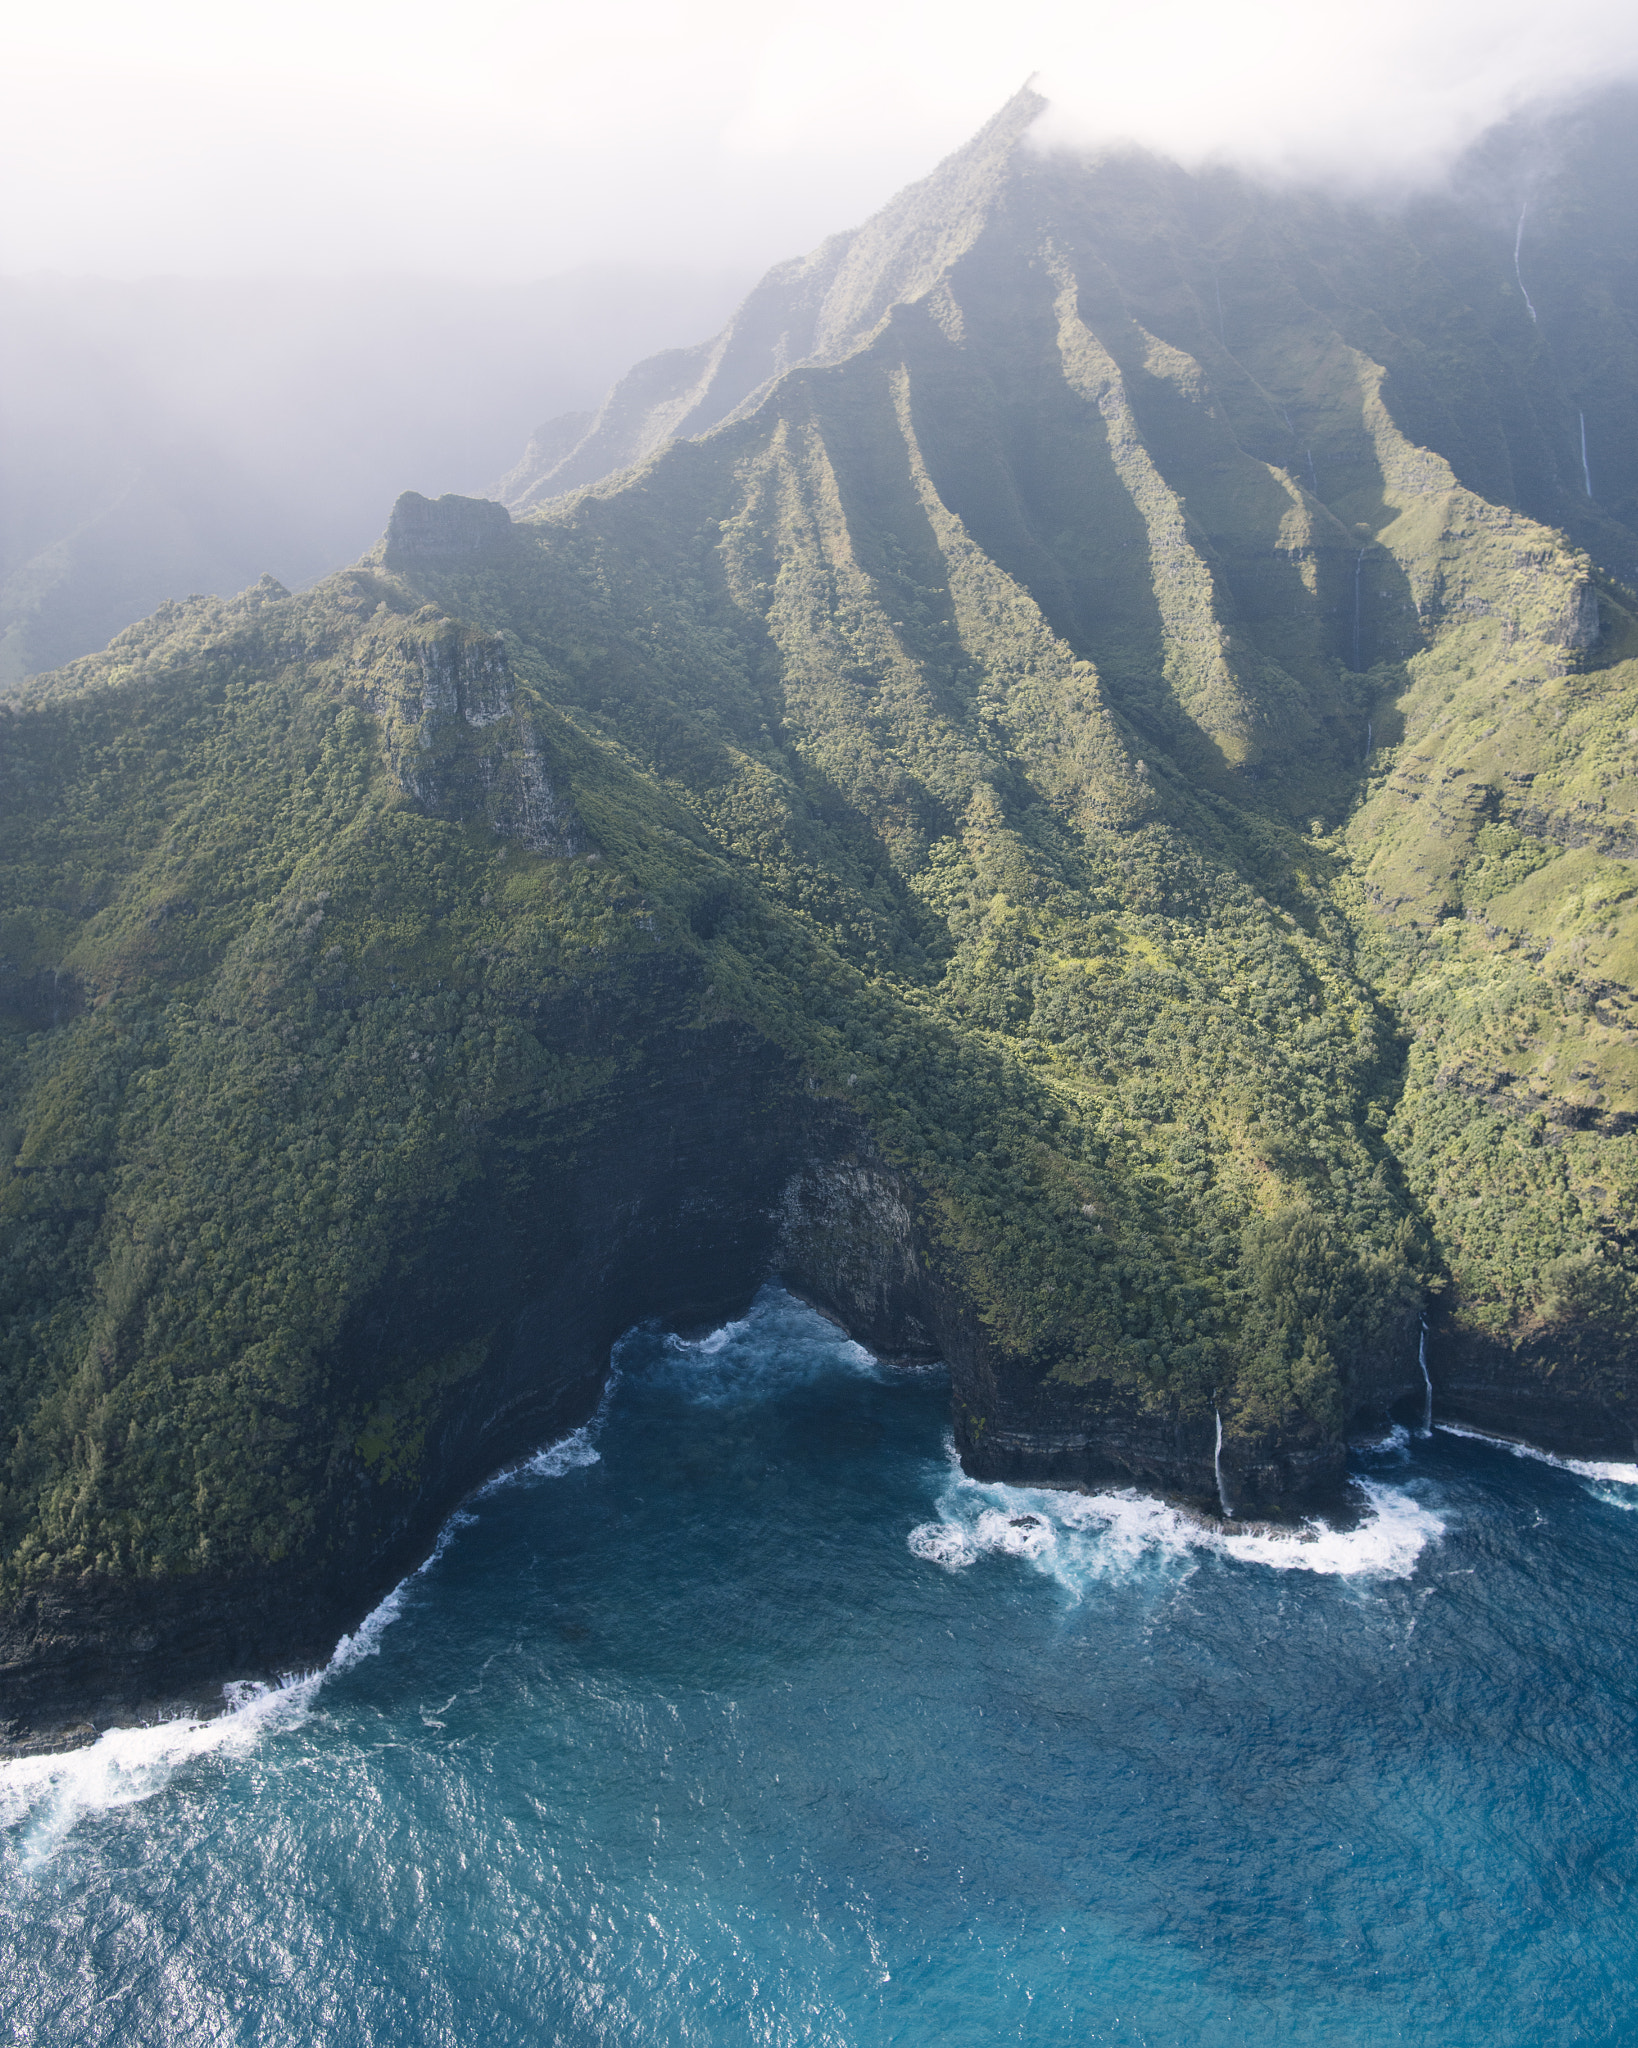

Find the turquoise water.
[{"left": 4, "top": 1287, "right": 1637, "bottom": 2046}]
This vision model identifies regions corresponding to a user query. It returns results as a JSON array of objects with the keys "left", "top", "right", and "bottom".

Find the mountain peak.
[{"left": 496, "top": 85, "right": 1047, "bottom": 509}]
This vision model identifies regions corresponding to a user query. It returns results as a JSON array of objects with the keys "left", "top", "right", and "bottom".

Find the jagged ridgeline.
[{"left": 3, "top": 86, "right": 1637, "bottom": 1736}]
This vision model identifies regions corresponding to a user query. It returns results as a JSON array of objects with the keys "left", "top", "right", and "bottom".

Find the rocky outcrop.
[
  {"left": 775, "top": 1151, "right": 1425, "bottom": 1514},
  {"left": 360, "top": 617, "right": 582, "bottom": 854},
  {"left": 383, "top": 491, "right": 514, "bottom": 565},
  {"left": 945, "top": 1328, "right": 1423, "bottom": 1516},
  {"left": 774, "top": 1155, "right": 942, "bottom": 1364}
]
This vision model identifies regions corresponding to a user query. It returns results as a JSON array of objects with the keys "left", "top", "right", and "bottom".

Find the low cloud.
[
  {"left": 1028, "top": 0, "right": 1638, "bottom": 187},
  {"left": 3, "top": 0, "right": 1635, "bottom": 278}
]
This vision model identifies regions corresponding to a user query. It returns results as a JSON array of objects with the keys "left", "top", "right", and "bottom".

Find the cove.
[{"left": 3, "top": 1287, "right": 1636, "bottom": 2046}]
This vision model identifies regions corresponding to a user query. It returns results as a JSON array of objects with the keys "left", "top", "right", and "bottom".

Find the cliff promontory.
[{"left": 3, "top": 86, "right": 1636, "bottom": 1748}]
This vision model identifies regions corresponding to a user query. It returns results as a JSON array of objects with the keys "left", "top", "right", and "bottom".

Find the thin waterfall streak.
[
  {"left": 1281, "top": 405, "right": 1295, "bottom": 435},
  {"left": 1364, "top": 717, "right": 1373, "bottom": 766},
  {"left": 1419, "top": 1321, "right": 1433, "bottom": 1436},
  {"left": 1353, "top": 549, "right": 1365, "bottom": 670},
  {"left": 1580, "top": 411, "right": 1593, "bottom": 497},
  {"left": 1514, "top": 206, "right": 1538, "bottom": 324},
  {"left": 1306, "top": 448, "right": 1318, "bottom": 494},
  {"left": 1214, "top": 1404, "right": 1234, "bottom": 1520}
]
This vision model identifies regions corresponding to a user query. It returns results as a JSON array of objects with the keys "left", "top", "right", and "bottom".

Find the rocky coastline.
[{"left": 8, "top": 1093, "right": 1621, "bottom": 1760}]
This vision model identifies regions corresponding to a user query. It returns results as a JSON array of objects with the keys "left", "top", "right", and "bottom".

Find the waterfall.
[
  {"left": 1418, "top": 1321, "right": 1433, "bottom": 1436},
  {"left": 1281, "top": 405, "right": 1295, "bottom": 436},
  {"left": 1364, "top": 717, "right": 1373, "bottom": 766},
  {"left": 1580, "top": 411, "right": 1594, "bottom": 498},
  {"left": 1306, "top": 449, "right": 1319, "bottom": 494},
  {"left": 1214, "top": 1403, "right": 1234, "bottom": 1519},
  {"left": 1352, "top": 549, "right": 1366, "bottom": 670},
  {"left": 1514, "top": 206, "right": 1539, "bottom": 325}
]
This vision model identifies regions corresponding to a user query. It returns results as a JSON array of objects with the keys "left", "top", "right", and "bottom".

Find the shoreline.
[{"left": 13, "top": 1378, "right": 1629, "bottom": 1769}]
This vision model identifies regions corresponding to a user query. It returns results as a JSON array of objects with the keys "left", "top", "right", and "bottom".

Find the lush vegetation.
[{"left": 3, "top": 107, "right": 1636, "bottom": 1601}]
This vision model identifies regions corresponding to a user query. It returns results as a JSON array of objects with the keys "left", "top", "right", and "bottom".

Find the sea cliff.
[{"left": 4, "top": 87, "right": 1637, "bottom": 1749}]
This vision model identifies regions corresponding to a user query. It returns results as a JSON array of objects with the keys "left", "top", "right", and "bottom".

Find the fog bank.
[
  {"left": 0, "top": 268, "right": 749, "bottom": 681},
  {"left": 5, "top": 0, "right": 1637, "bottom": 279}
]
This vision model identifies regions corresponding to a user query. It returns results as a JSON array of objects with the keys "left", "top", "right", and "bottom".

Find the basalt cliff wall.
[
  {"left": 2, "top": 1043, "right": 1421, "bottom": 1756},
  {"left": 4, "top": 88, "right": 1638, "bottom": 1748}
]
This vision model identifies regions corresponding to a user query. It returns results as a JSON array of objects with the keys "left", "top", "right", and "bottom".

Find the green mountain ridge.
[
  {"left": 0, "top": 269, "right": 751, "bottom": 687},
  {"left": 3, "top": 88, "right": 1636, "bottom": 1746}
]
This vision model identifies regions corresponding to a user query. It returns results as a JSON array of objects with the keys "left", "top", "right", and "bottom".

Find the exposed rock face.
[
  {"left": 360, "top": 618, "right": 582, "bottom": 854},
  {"left": 1563, "top": 578, "right": 1603, "bottom": 656},
  {"left": 0, "top": 1086, "right": 1421, "bottom": 1755},
  {"left": 775, "top": 1156, "right": 942, "bottom": 1365},
  {"left": 383, "top": 491, "right": 514, "bottom": 565},
  {"left": 951, "top": 1374, "right": 1399, "bottom": 1512},
  {"left": 1432, "top": 1308, "right": 1638, "bottom": 1460}
]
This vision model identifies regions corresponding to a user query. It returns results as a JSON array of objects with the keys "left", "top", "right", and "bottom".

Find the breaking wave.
[
  {"left": 908, "top": 1439, "right": 1443, "bottom": 1590},
  {"left": 1437, "top": 1420, "right": 1638, "bottom": 1510},
  {"left": 1435, "top": 1421, "right": 1638, "bottom": 1488},
  {"left": 0, "top": 1668, "right": 320, "bottom": 1873},
  {"left": 0, "top": 1415, "right": 604, "bottom": 1865},
  {"left": 477, "top": 1384, "right": 610, "bottom": 1495},
  {"left": 635, "top": 1286, "right": 892, "bottom": 1404}
]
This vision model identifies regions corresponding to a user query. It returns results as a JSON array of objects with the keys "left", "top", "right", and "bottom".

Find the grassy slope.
[{"left": 2, "top": 118, "right": 1636, "bottom": 1602}]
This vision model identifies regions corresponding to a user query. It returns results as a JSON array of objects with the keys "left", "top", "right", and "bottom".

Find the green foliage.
[{"left": 4, "top": 134, "right": 1637, "bottom": 1588}]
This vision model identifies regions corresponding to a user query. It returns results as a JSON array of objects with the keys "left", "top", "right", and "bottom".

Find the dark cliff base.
[
  {"left": 1427, "top": 1309, "right": 1638, "bottom": 1463},
  {"left": 2, "top": 1057, "right": 1631, "bottom": 1755},
  {"left": 951, "top": 1384, "right": 1417, "bottom": 1521},
  {"left": 0, "top": 1018, "right": 822, "bottom": 1754}
]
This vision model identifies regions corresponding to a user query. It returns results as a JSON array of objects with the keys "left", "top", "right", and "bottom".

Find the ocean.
[{"left": 4, "top": 1287, "right": 1635, "bottom": 2046}]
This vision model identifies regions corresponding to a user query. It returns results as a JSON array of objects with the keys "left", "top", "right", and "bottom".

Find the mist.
[
  {"left": 6, "top": 0, "right": 1638, "bottom": 278},
  {"left": 0, "top": 269, "right": 750, "bottom": 681},
  {"left": 5, "top": 0, "right": 1637, "bottom": 679}
]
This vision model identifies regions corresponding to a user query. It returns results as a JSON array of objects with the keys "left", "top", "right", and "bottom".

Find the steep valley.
[{"left": 2, "top": 85, "right": 1636, "bottom": 1748}]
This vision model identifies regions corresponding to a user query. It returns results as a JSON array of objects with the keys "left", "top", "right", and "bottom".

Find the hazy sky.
[{"left": 6, "top": 0, "right": 1638, "bottom": 278}]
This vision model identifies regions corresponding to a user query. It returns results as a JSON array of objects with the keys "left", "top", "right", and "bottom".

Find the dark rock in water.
[{"left": 383, "top": 491, "right": 513, "bottom": 564}]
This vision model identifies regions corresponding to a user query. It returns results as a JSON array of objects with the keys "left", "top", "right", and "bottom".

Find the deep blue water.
[{"left": 4, "top": 1287, "right": 1637, "bottom": 2047}]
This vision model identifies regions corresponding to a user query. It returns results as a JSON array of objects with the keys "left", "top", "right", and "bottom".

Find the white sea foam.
[
  {"left": 1354, "top": 1422, "right": 1414, "bottom": 1459},
  {"left": 657, "top": 1289, "right": 886, "bottom": 1377},
  {"left": 0, "top": 1669, "right": 322, "bottom": 1871},
  {"left": 1436, "top": 1423, "right": 1638, "bottom": 1490},
  {"left": 477, "top": 1419, "right": 604, "bottom": 1496},
  {"left": 663, "top": 1316, "right": 752, "bottom": 1359},
  {"left": 1, "top": 1418, "right": 602, "bottom": 1863},
  {"left": 645, "top": 1287, "right": 890, "bottom": 1402},
  {"left": 908, "top": 1440, "right": 1443, "bottom": 1593},
  {"left": 907, "top": 1522, "right": 980, "bottom": 1569}
]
